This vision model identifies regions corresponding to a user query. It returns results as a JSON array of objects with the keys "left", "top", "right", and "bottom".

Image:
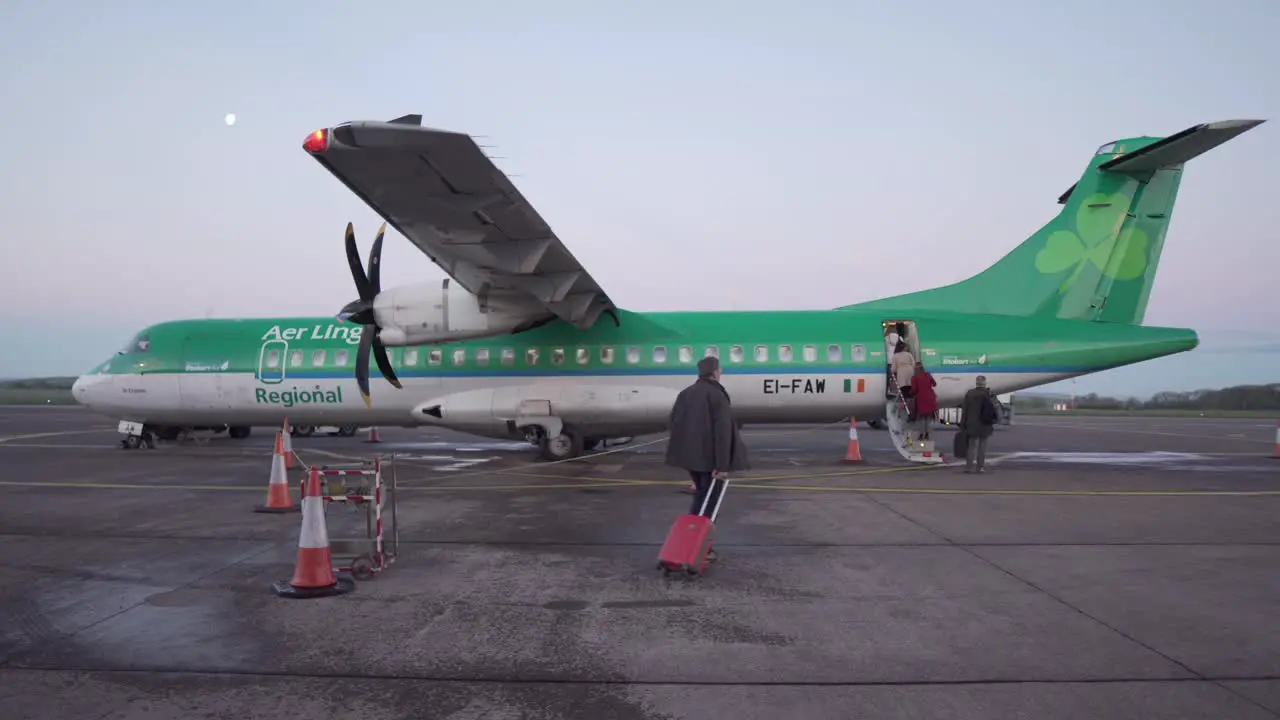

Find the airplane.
[{"left": 71, "top": 115, "right": 1266, "bottom": 463}]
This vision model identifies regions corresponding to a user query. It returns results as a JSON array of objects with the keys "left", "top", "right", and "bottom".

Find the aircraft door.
[
  {"left": 882, "top": 320, "right": 922, "bottom": 395},
  {"left": 257, "top": 340, "right": 288, "bottom": 384}
]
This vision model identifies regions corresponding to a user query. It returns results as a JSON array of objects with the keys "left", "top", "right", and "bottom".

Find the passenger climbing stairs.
[{"left": 885, "top": 376, "right": 946, "bottom": 465}]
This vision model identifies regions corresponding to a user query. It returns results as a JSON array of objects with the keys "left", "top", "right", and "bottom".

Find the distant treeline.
[
  {"left": 0, "top": 377, "right": 77, "bottom": 390},
  {"left": 1020, "top": 383, "right": 1280, "bottom": 412}
]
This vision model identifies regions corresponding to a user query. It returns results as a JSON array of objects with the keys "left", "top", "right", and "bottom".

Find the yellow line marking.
[
  {"left": 488, "top": 462, "right": 950, "bottom": 486},
  {"left": 0, "top": 479, "right": 663, "bottom": 492},
  {"left": 726, "top": 483, "right": 1280, "bottom": 497},
  {"left": 0, "top": 443, "right": 126, "bottom": 450},
  {"left": 3, "top": 477, "right": 1275, "bottom": 497},
  {"left": 1017, "top": 421, "right": 1273, "bottom": 445},
  {"left": 0, "top": 480, "right": 255, "bottom": 492},
  {"left": 0, "top": 429, "right": 115, "bottom": 444}
]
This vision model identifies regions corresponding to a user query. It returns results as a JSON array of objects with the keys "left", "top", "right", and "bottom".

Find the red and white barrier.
[{"left": 307, "top": 459, "right": 398, "bottom": 580}]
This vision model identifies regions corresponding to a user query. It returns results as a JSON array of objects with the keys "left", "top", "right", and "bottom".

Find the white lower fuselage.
[{"left": 73, "top": 368, "right": 1059, "bottom": 441}]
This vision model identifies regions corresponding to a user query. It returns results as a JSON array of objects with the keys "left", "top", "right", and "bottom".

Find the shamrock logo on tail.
[{"left": 1034, "top": 192, "right": 1150, "bottom": 292}]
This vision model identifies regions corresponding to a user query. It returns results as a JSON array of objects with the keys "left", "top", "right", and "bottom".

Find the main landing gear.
[
  {"left": 520, "top": 424, "right": 624, "bottom": 461},
  {"left": 290, "top": 424, "right": 359, "bottom": 438}
]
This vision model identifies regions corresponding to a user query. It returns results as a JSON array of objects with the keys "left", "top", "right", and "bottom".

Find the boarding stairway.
[{"left": 885, "top": 374, "right": 946, "bottom": 465}]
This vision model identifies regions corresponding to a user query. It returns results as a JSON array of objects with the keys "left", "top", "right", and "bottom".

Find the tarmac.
[{"left": 1, "top": 406, "right": 1278, "bottom": 719}]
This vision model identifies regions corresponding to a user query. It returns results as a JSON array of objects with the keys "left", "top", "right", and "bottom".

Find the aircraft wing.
[{"left": 303, "top": 114, "right": 617, "bottom": 329}]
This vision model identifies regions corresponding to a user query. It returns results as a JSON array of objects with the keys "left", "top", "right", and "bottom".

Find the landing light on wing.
[{"left": 303, "top": 129, "right": 328, "bottom": 153}]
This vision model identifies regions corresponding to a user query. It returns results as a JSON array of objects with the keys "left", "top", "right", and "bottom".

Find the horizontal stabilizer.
[{"left": 1099, "top": 119, "right": 1266, "bottom": 176}]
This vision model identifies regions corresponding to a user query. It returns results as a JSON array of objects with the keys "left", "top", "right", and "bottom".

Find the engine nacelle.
[{"left": 371, "top": 279, "right": 546, "bottom": 346}]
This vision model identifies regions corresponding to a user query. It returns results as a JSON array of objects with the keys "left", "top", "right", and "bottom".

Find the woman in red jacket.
[{"left": 910, "top": 362, "right": 939, "bottom": 441}]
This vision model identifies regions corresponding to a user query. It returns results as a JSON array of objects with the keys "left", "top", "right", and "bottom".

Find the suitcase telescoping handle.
[{"left": 698, "top": 474, "right": 730, "bottom": 522}]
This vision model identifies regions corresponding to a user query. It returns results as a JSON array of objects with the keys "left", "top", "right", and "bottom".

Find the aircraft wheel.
[
  {"left": 539, "top": 430, "right": 583, "bottom": 462},
  {"left": 293, "top": 424, "right": 315, "bottom": 437},
  {"left": 228, "top": 426, "right": 251, "bottom": 439},
  {"left": 123, "top": 435, "right": 141, "bottom": 449},
  {"left": 338, "top": 424, "right": 358, "bottom": 437}
]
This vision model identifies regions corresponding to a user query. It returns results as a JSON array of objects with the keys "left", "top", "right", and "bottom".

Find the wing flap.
[{"left": 308, "top": 117, "right": 615, "bottom": 328}]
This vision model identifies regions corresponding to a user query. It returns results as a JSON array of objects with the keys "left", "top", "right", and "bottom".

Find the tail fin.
[{"left": 843, "top": 119, "right": 1265, "bottom": 325}]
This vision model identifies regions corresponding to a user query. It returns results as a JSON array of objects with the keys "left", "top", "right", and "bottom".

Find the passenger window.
[
  {"left": 600, "top": 346, "right": 615, "bottom": 364},
  {"left": 266, "top": 350, "right": 280, "bottom": 368},
  {"left": 500, "top": 348, "right": 515, "bottom": 365},
  {"left": 827, "top": 344, "right": 841, "bottom": 362},
  {"left": 778, "top": 345, "right": 793, "bottom": 362},
  {"left": 729, "top": 345, "right": 744, "bottom": 362},
  {"left": 576, "top": 348, "right": 590, "bottom": 365},
  {"left": 476, "top": 348, "right": 490, "bottom": 365},
  {"left": 311, "top": 349, "right": 326, "bottom": 366},
  {"left": 552, "top": 348, "right": 565, "bottom": 365},
  {"left": 653, "top": 346, "right": 667, "bottom": 363},
  {"left": 705, "top": 346, "right": 719, "bottom": 358},
  {"left": 526, "top": 348, "right": 540, "bottom": 365},
  {"left": 428, "top": 349, "right": 442, "bottom": 365},
  {"left": 334, "top": 349, "right": 349, "bottom": 367},
  {"left": 851, "top": 344, "right": 866, "bottom": 363},
  {"left": 626, "top": 346, "right": 640, "bottom": 364},
  {"left": 754, "top": 345, "right": 768, "bottom": 362},
  {"left": 403, "top": 349, "right": 419, "bottom": 367},
  {"left": 290, "top": 350, "right": 304, "bottom": 367},
  {"left": 803, "top": 345, "right": 817, "bottom": 362},
  {"left": 679, "top": 346, "right": 693, "bottom": 363},
  {"left": 452, "top": 349, "right": 466, "bottom": 366}
]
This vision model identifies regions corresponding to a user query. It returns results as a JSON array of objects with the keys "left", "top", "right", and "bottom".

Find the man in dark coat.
[
  {"left": 958, "top": 375, "right": 999, "bottom": 473},
  {"left": 665, "top": 356, "right": 749, "bottom": 541}
]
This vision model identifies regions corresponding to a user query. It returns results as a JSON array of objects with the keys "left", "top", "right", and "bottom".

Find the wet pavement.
[{"left": 1, "top": 406, "right": 1279, "bottom": 719}]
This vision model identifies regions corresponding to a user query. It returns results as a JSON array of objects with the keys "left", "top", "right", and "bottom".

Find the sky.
[{"left": 1, "top": 0, "right": 1277, "bottom": 398}]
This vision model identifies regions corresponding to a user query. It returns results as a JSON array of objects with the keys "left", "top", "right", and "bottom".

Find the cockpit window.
[
  {"left": 118, "top": 332, "right": 150, "bottom": 354},
  {"left": 1095, "top": 141, "right": 1117, "bottom": 155}
]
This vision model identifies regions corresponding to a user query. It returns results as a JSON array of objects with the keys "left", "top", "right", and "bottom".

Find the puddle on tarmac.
[
  {"left": 998, "top": 451, "right": 1212, "bottom": 465},
  {"left": 389, "top": 441, "right": 531, "bottom": 452}
]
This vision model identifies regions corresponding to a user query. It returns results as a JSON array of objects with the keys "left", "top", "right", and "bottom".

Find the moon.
[{"left": 224, "top": 113, "right": 236, "bottom": 126}]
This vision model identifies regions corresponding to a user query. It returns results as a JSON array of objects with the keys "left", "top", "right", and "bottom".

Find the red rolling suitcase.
[{"left": 656, "top": 475, "right": 729, "bottom": 576}]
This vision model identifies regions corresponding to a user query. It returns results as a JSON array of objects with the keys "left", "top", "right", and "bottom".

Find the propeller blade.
[
  {"left": 367, "top": 223, "right": 386, "bottom": 296},
  {"left": 372, "top": 336, "right": 403, "bottom": 389},
  {"left": 344, "top": 223, "right": 373, "bottom": 301},
  {"left": 355, "top": 328, "right": 373, "bottom": 408}
]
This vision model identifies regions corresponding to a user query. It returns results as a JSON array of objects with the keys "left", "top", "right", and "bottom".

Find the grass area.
[
  {"left": 0, "top": 377, "right": 77, "bottom": 406},
  {"left": 1017, "top": 407, "right": 1279, "bottom": 419}
]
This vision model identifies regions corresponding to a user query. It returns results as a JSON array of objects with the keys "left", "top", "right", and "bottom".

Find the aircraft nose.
[{"left": 72, "top": 375, "right": 93, "bottom": 406}]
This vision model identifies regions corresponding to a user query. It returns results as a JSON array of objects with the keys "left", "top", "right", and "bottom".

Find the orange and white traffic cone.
[
  {"left": 272, "top": 467, "right": 355, "bottom": 598},
  {"left": 280, "top": 419, "right": 297, "bottom": 469},
  {"left": 254, "top": 431, "right": 299, "bottom": 514},
  {"left": 844, "top": 416, "right": 863, "bottom": 462},
  {"left": 365, "top": 426, "right": 380, "bottom": 443}
]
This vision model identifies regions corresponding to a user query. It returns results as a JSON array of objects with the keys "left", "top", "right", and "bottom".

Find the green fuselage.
[{"left": 73, "top": 306, "right": 1196, "bottom": 440}]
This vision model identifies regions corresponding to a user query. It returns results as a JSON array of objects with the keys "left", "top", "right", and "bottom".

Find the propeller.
[{"left": 337, "top": 222, "right": 402, "bottom": 407}]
